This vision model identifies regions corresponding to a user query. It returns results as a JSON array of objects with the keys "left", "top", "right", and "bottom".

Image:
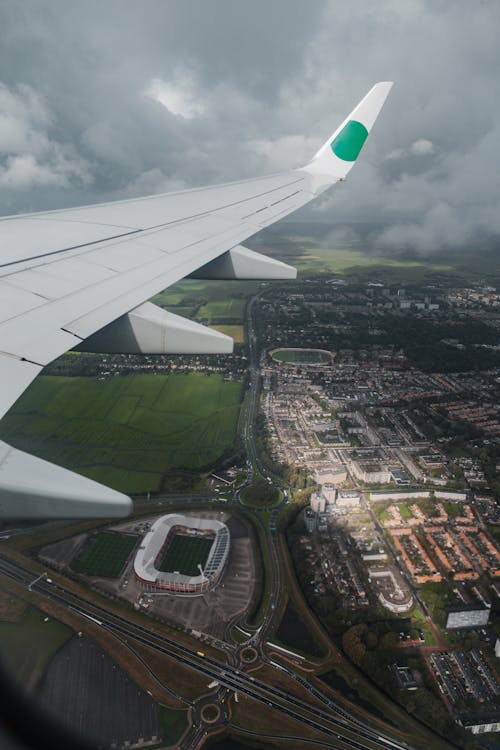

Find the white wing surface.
[{"left": 0, "top": 82, "right": 392, "bottom": 519}]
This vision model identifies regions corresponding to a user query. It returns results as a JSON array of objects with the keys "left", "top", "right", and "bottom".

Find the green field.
[
  {"left": 158, "top": 533, "right": 214, "bottom": 576},
  {"left": 442, "top": 501, "right": 464, "bottom": 517},
  {"left": 158, "top": 705, "right": 189, "bottom": 745},
  {"left": 271, "top": 348, "right": 332, "bottom": 364},
  {"left": 0, "top": 373, "right": 242, "bottom": 494},
  {"left": 0, "top": 607, "right": 72, "bottom": 686},
  {"left": 251, "top": 233, "right": 455, "bottom": 282},
  {"left": 71, "top": 531, "right": 139, "bottom": 577},
  {"left": 248, "top": 225, "right": 469, "bottom": 286},
  {"left": 294, "top": 247, "right": 453, "bottom": 276},
  {"left": 397, "top": 503, "right": 415, "bottom": 520},
  {"left": 197, "top": 298, "right": 245, "bottom": 322}
]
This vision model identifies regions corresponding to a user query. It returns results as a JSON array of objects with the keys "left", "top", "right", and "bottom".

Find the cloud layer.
[{"left": 0, "top": 0, "right": 499, "bottom": 251}]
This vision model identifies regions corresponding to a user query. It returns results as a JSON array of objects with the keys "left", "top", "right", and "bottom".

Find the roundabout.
[
  {"left": 200, "top": 703, "right": 221, "bottom": 724},
  {"left": 240, "top": 646, "right": 259, "bottom": 664}
]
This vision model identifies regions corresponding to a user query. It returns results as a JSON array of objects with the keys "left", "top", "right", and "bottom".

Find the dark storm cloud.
[{"left": 0, "top": 0, "right": 499, "bottom": 251}]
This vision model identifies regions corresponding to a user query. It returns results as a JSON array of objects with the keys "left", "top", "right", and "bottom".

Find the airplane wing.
[{"left": 0, "top": 81, "right": 392, "bottom": 519}]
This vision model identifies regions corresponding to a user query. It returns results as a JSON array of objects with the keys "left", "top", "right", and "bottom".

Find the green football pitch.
[
  {"left": 71, "top": 531, "right": 139, "bottom": 577},
  {"left": 158, "top": 534, "right": 214, "bottom": 577}
]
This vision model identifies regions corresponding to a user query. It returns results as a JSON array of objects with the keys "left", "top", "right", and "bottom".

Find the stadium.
[{"left": 133, "top": 514, "right": 230, "bottom": 594}]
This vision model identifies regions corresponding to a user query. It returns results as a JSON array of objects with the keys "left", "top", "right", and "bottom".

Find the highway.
[{"left": 0, "top": 554, "right": 411, "bottom": 750}]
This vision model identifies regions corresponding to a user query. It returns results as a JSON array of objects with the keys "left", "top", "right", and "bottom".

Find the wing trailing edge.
[
  {"left": 0, "top": 441, "right": 132, "bottom": 519},
  {"left": 190, "top": 245, "right": 296, "bottom": 280},
  {"left": 77, "top": 302, "right": 233, "bottom": 354}
]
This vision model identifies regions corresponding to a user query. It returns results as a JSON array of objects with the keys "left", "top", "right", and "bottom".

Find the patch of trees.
[
  {"left": 254, "top": 411, "right": 315, "bottom": 493},
  {"left": 255, "top": 295, "right": 500, "bottom": 373},
  {"left": 242, "top": 478, "right": 278, "bottom": 507},
  {"left": 341, "top": 623, "right": 466, "bottom": 742},
  {"left": 473, "top": 444, "right": 500, "bottom": 501},
  {"left": 284, "top": 509, "right": 469, "bottom": 744}
]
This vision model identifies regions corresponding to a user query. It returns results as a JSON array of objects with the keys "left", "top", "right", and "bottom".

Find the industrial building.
[
  {"left": 445, "top": 605, "right": 491, "bottom": 630},
  {"left": 458, "top": 712, "right": 500, "bottom": 734}
]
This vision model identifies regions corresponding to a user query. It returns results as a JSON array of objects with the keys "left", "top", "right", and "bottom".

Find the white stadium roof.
[{"left": 134, "top": 513, "right": 229, "bottom": 587}]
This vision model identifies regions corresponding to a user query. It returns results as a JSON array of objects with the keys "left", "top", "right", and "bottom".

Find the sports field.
[
  {"left": 158, "top": 534, "right": 214, "bottom": 577},
  {"left": 71, "top": 531, "right": 139, "bottom": 577},
  {"left": 0, "top": 372, "right": 242, "bottom": 493}
]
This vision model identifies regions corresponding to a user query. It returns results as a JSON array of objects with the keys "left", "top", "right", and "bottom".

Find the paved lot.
[
  {"left": 39, "top": 635, "right": 159, "bottom": 747},
  {"left": 151, "top": 533, "right": 255, "bottom": 638},
  {"left": 39, "top": 533, "right": 87, "bottom": 570}
]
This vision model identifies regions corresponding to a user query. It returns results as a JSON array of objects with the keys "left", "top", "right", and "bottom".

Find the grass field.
[
  {"left": 0, "top": 607, "right": 73, "bottom": 687},
  {"left": 442, "top": 501, "right": 464, "bottom": 517},
  {"left": 158, "top": 533, "right": 214, "bottom": 576},
  {"left": 397, "top": 503, "right": 415, "bottom": 521},
  {"left": 0, "top": 372, "right": 242, "bottom": 494},
  {"left": 71, "top": 531, "right": 139, "bottom": 577},
  {"left": 294, "top": 247, "right": 453, "bottom": 276},
  {"left": 158, "top": 705, "right": 189, "bottom": 745},
  {"left": 197, "top": 298, "right": 245, "bottom": 322}
]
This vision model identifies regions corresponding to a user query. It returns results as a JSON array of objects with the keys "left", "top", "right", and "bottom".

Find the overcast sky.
[{"left": 1, "top": 0, "right": 499, "bottom": 253}]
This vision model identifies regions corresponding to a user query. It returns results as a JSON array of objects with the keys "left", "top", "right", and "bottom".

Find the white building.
[
  {"left": 310, "top": 493, "right": 326, "bottom": 513},
  {"left": 336, "top": 490, "right": 361, "bottom": 509},
  {"left": 314, "top": 464, "right": 347, "bottom": 485},
  {"left": 323, "top": 484, "right": 337, "bottom": 504},
  {"left": 349, "top": 461, "right": 392, "bottom": 484}
]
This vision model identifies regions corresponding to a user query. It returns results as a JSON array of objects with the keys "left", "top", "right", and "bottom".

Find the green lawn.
[
  {"left": 158, "top": 534, "right": 214, "bottom": 576},
  {"left": 0, "top": 373, "right": 243, "bottom": 494},
  {"left": 158, "top": 705, "right": 189, "bottom": 745},
  {"left": 442, "top": 501, "right": 464, "bottom": 517},
  {"left": 71, "top": 531, "right": 139, "bottom": 577},
  {"left": 0, "top": 607, "right": 73, "bottom": 687},
  {"left": 397, "top": 503, "right": 415, "bottom": 520}
]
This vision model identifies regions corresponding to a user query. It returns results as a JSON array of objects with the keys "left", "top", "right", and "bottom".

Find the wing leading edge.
[{"left": 0, "top": 81, "right": 392, "bottom": 519}]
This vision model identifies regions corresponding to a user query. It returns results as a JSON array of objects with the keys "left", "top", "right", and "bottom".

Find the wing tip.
[{"left": 301, "top": 80, "right": 394, "bottom": 183}]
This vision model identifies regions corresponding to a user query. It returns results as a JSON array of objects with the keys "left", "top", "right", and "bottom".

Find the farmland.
[
  {"left": 0, "top": 373, "right": 243, "bottom": 494},
  {"left": 71, "top": 532, "right": 139, "bottom": 577},
  {"left": 152, "top": 278, "right": 257, "bottom": 325}
]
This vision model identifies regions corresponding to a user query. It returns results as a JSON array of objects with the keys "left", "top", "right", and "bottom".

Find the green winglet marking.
[{"left": 331, "top": 120, "right": 369, "bottom": 161}]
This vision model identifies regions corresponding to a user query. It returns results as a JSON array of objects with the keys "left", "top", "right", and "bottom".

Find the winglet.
[{"left": 301, "top": 82, "right": 393, "bottom": 186}]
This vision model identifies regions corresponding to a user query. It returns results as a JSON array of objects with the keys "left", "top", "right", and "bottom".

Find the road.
[
  {"left": 0, "top": 555, "right": 411, "bottom": 750},
  {"left": 231, "top": 291, "right": 287, "bottom": 643}
]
